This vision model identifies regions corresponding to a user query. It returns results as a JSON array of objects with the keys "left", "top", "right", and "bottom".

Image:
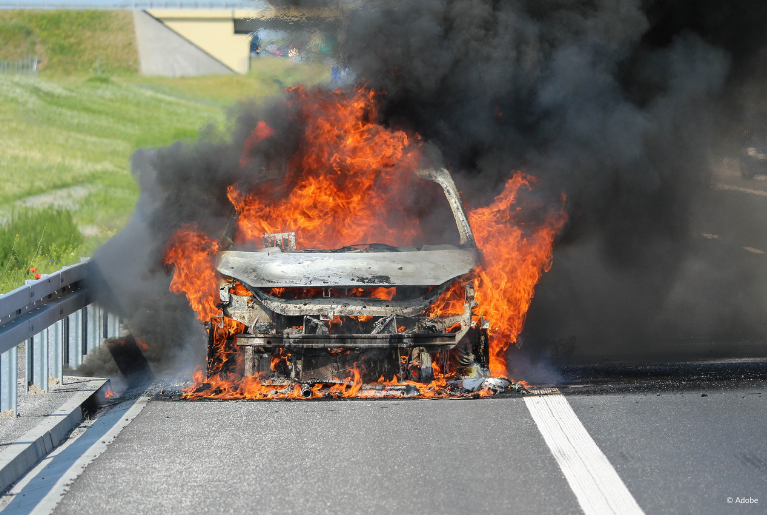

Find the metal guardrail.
[
  {"left": 0, "top": 55, "right": 38, "bottom": 78},
  {"left": 0, "top": 259, "right": 120, "bottom": 416},
  {"left": 0, "top": 2, "right": 254, "bottom": 10}
]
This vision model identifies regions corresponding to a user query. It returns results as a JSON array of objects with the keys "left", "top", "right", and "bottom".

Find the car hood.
[{"left": 216, "top": 247, "right": 481, "bottom": 288}]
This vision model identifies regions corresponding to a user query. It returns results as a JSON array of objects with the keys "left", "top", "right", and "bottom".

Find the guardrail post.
[
  {"left": 66, "top": 309, "right": 83, "bottom": 369},
  {"left": 0, "top": 346, "right": 17, "bottom": 416},
  {"left": 25, "top": 338, "right": 31, "bottom": 394},
  {"left": 86, "top": 303, "right": 100, "bottom": 354},
  {"left": 106, "top": 311, "right": 120, "bottom": 339},
  {"left": 63, "top": 315, "right": 69, "bottom": 371},
  {"left": 51, "top": 319, "right": 63, "bottom": 385},
  {"left": 31, "top": 329, "right": 49, "bottom": 393}
]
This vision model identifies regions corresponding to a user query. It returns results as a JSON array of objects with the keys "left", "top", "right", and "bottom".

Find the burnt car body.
[{"left": 214, "top": 168, "right": 494, "bottom": 386}]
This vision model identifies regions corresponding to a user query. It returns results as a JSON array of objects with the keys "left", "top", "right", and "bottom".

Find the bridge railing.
[
  {"left": 0, "top": 55, "right": 38, "bottom": 78},
  {"left": 0, "top": 2, "right": 254, "bottom": 10},
  {"left": 0, "top": 259, "right": 120, "bottom": 416}
]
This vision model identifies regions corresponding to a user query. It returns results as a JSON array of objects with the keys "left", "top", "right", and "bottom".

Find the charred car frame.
[{"left": 213, "top": 168, "right": 498, "bottom": 389}]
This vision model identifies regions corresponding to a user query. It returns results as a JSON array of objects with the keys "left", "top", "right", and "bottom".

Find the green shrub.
[{"left": 0, "top": 207, "right": 84, "bottom": 280}]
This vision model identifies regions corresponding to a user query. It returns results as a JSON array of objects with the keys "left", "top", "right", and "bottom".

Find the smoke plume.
[
  {"left": 90, "top": 0, "right": 767, "bottom": 377},
  {"left": 340, "top": 0, "right": 767, "bottom": 363}
]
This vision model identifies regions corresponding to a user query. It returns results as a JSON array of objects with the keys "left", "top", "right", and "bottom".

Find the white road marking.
[
  {"left": 525, "top": 389, "right": 646, "bottom": 515},
  {"left": 712, "top": 183, "right": 767, "bottom": 197},
  {"left": 742, "top": 247, "right": 765, "bottom": 254},
  {"left": 0, "top": 395, "right": 150, "bottom": 515}
]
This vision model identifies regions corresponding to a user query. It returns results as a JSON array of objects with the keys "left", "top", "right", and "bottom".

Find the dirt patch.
[
  {"left": 78, "top": 224, "right": 101, "bottom": 237},
  {"left": 14, "top": 184, "right": 97, "bottom": 210}
]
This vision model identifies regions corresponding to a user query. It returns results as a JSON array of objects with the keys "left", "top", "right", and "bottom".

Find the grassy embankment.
[{"left": 0, "top": 10, "right": 330, "bottom": 292}]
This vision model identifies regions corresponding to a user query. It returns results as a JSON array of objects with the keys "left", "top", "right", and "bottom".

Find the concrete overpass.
[{"left": 133, "top": 6, "right": 341, "bottom": 76}]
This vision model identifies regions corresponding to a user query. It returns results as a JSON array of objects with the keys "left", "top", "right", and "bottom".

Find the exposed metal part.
[
  {"left": 224, "top": 290, "right": 270, "bottom": 329},
  {"left": 217, "top": 248, "right": 480, "bottom": 288},
  {"left": 252, "top": 321, "right": 276, "bottom": 334},
  {"left": 263, "top": 232, "right": 297, "bottom": 251},
  {"left": 409, "top": 347, "right": 434, "bottom": 382},
  {"left": 303, "top": 316, "right": 330, "bottom": 335},
  {"left": 371, "top": 314, "right": 397, "bottom": 334},
  {"left": 235, "top": 333, "right": 457, "bottom": 349},
  {"left": 448, "top": 377, "right": 521, "bottom": 393},
  {"left": 413, "top": 168, "right": 477, "bottom": 248},
  {"left": 246, "top": 280, "right": 451, "bottom": 317}
]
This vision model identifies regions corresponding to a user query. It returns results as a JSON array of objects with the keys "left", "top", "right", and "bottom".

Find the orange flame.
[
  {"left": 349, "top": 287, "right": 396, "bottom": 300},
  {"left": 468, "top": 174, "right": 568, "bottom": 376},
  {"left": 207, "top": 316, "right": 247, "bottom": 376},
  {"left": 270, "top": 348, "right": 291, "bottom": 372},
  {"left": 229, "top": 86, "right": 423, "bottom": 250},
  {"left": 425, "top": 282, "right": 465, "bottom": 318},
  {"left": 230, "top": 282, "right": 252, "bottom": 297},
  {"left": 164, "top": 226, "right": 221, "bottom": 322}
]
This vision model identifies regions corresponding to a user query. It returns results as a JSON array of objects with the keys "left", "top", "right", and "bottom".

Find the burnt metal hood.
[{"left": 216, "top": 247, "right": 481, "bottom": 288}]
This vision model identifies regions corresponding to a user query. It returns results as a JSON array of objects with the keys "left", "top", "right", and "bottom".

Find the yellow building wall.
[{"left": 147, "top": 10, "right": 251, "bottom": 74}]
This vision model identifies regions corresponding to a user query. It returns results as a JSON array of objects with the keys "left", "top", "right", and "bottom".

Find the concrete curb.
[{"left": 0, "top": 378, "right": 109, "bottom": 494}]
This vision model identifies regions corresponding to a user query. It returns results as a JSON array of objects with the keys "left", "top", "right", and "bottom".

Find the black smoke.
[
  {"left": 90, "top": 0, "right": 767, "bottom": 377},
  {"left": 336, "top": 0, "right": 767, "bottom": 364},
  {"left": 88, "top": 97, "right": 308, "bottom": 374}
]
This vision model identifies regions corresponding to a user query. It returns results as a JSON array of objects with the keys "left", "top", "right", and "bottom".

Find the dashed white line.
[{"left": 525, "top": 389, "right": 646, "bottom": 515}]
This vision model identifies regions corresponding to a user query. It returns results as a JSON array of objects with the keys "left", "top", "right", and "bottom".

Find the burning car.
[
  {"left": 213, "top": 167, "right": 503, "bottom": 395},
  {"left": 162, "top": 87, "right": 566, "bottom": 399}
]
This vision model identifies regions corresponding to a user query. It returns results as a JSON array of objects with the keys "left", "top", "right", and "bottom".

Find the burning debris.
[{"left": 162, "top": 87, "right": 566, "bottom": 399}]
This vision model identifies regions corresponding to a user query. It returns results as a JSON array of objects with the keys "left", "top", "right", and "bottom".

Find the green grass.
[
  {"left": 0, "top": 207, "right": 86, "bottom": 293},
  {"left": 0, "top": 74, "right": 225, "bottom": 204},
  {"left": 0, "top": 66, "right": 331, "bottom": 294},
  {"left": 125, "top": 58, "right": 331, "bottom": 106},
  {"left": 0, "top": 74, "right": 227, "bottom": 294},
  {"left": 0, "top": 10, "right": 137, "bottom": 76}
]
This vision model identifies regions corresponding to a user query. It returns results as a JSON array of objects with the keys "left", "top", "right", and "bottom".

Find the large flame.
[
  {"left": 163, "top": 226, "right": 220, "bottom": 322},
  {"left": 469, "top": 175, "right": 568, "bottom": 375},
  {"left": 231, "top": 86, "right": 423, "bottom": 250}
]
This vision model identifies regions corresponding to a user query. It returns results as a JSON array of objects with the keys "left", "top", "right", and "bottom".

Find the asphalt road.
[
  {"left": 0, "top": 364, "right": 761, "bottom": 515},
  {"left": 53, "top": 394, "right": 581, "bottom": 515}
]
